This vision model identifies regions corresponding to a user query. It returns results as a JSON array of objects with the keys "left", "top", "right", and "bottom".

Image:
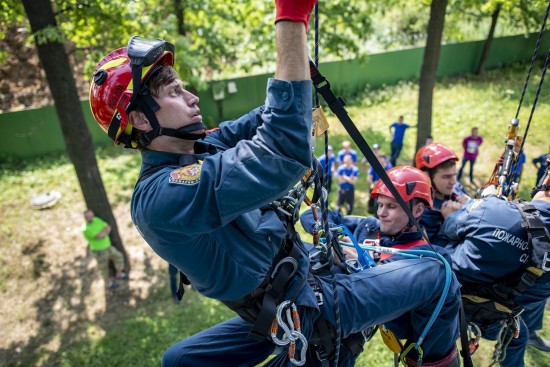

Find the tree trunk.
[
  {"left": 416, "top": 0, "right": 448, "bottom": 153},
  {"left": 476, "top": 4, "right": 501, "bottom": 76},
  {"left": 174, "top": 0, "right": 185, "bottom": 36},
  {"left": 21, "top": 0, "right": 130, "bottom": 272}
]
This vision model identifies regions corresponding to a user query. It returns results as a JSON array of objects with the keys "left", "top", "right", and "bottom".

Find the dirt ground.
[
  {"left": 0, "top": 197, "right": 168, "bottom": 366},
  {"left": 0, "top": 25, "right": 89, "bottom": 113}
]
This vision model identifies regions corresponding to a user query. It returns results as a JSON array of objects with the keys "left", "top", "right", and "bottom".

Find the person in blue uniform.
[
  {"left": 533, "top": 151, "right": 549, "bottom": 188},
  {"left": 389, "top": 116, "right": 416, "bottom": 166},
  {"left": 89, "top": 3, "right": 460, "bottom": 366},
  {"left": 415, "top": 143, "right": 471, "bottom": 243},
  {"left": 438, "top": 163, "right": 550, "bottom": 367},
  {"left": 336, "top": 140, "right": 358, "bottom": 163},
  {"left": 335, "top": 154, "right": 359, "bottom": 215}
]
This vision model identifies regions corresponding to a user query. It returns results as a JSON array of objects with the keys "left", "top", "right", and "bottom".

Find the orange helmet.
[
  {"left": 415, "top": 143, "right": 458, "bottom": 170},
  {"left": 371, "top": 166, "right": 433, "bottom": 208},
  {"left": 89, "top": 36, "right": 174, "bottom": 146}
]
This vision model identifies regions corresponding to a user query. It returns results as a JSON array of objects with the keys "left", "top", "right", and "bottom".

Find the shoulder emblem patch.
[{"left": 169, "top": 164, "right": 202, "bottom": 185}]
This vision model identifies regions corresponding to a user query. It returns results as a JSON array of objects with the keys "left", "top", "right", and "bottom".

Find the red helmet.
[
  {"left": 89, "top": 37, "right": 174, "bottom": 145},
  {"left": 415, "top": 143, "right": 458, "bottom": 170},
  {"left": 371, "top": 166, "right": 433, "bottom": 208}
]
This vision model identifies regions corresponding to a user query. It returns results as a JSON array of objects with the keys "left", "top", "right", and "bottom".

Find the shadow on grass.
[{"left": 0, "top": 243, "right": 235, "bottom": 367}]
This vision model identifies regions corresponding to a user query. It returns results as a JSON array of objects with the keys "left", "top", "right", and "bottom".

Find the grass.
[{"left": 1, "top": 61, "right": 550, "bottom": 366}]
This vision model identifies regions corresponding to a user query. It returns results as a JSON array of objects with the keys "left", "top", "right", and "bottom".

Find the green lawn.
[{"left": 1, "top": 61, "right": 549, "bottom": 366}]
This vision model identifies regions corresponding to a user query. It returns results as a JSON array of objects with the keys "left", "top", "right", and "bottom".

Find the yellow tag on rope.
[
  {"left": 380, "top": 325, "right": 403, "bottom": 354},
  {"left": 313, "top": 107, "right": 329, "bottom": 136}
]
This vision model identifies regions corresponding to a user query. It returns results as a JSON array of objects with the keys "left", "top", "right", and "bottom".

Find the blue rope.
[{"left": 340, "top": 243, "right": 453, "bottom": 350}]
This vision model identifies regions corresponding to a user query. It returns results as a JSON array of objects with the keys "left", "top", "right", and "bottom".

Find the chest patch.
[{"left": 169, "top": 164, "right": 202, "bottom": 185}]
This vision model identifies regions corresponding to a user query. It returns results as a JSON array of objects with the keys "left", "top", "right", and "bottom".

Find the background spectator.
[
  {"left": 533, "top": 150, "right": 549, "bottom": 186},
  {"left": 457, "top": 127, "right": 483, "bottom": 185},
  {"left": 337, "top": 140, "right": 358, "bottom": 163},
  {"left": 389, "top": 115, "right": 416, "bottom": 166},
  {"left": 336, "top": 154, "right": 359, "bottom": 214},
  {"left": 82, "top": 209, "right": 127, "bottom": 290}
]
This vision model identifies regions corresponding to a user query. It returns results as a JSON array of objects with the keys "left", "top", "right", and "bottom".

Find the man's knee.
[{"left": 161, "top": 342, "right": 188, "bottom": 367}]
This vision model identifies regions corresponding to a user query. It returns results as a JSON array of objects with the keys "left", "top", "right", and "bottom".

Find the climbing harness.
[{"left": 458, "top": 198, "right": 550, "bottom": 365}]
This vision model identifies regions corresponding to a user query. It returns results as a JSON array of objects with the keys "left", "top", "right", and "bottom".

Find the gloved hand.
[{"left": 275, "top": 0, "right": 318, "bottom": 30}]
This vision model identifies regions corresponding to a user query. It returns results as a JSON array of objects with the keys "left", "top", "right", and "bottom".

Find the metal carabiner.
[
  {"left": 468, "top": 323, "right": 482, "bottom": 355},
  {"left": 289, "top": 329, "right": 308, "bottom": 366},
  {"left": 272, "top": 257, "right": 298, "bottom": 280}
]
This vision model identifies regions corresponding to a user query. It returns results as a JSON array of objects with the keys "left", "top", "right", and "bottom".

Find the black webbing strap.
[
  {"left": 308, "top": 273, "right": 335, "bottom": 364},
  {"left": 248, "top": 240, "right": 301, "bottom": 340},
  {"left": 175, "top": 271, "right": 191, "bottom": 300},
  {"left": 309, "top": 60, "right": 429, "bottom": 241},
  {"left": 458, "top": 300, "right": 474, "bottom": 367}
]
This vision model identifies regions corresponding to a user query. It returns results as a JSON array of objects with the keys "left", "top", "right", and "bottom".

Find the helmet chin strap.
[
  {"left": 168, "top": 122, "right": 207, "bottom": 140},
  {"left": 133, "top": 89, "right": 206, "bottom": 148}
]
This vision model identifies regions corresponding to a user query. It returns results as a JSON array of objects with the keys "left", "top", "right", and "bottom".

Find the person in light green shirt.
[{"left": 82, "top": 209, "right": 126, "bottom": 289}]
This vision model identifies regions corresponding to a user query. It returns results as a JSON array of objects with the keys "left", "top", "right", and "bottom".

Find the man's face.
[
  {"left": 377, "top": 195, "right": 409, "bottom": 236},
  {"left": 154, "top": 79, "right": 204, "bottom": 133},
  {"left": 84, "top": 211, "right": 94, "bottom": 222},
  {"left": 343, "top": 154, "right": 353, "bottom": 166},
  {"left": 432, "top": 164, "right": 457, "bottom": 197}
]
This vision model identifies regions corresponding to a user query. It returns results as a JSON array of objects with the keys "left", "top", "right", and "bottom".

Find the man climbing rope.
[
  {"left": 438, "top": 156, "right": 550, "bottom": 367},
  {"left": 415, "top": 143, "right": 471, "bottom": 243},
  {"left": 89, "top": 2, "right": 460, "bottom": 366}
]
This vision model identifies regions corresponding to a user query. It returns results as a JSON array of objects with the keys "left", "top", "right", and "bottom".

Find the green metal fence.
[{"left": 1, "top": 32, "right": 548, "bottom": 160}]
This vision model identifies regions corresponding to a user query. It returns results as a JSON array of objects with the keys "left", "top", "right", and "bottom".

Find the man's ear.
[
  {"left": 129, "top": 110, "right": 152, "bottom": 132},
  {"left": 413, "top": 201, "right": 426, "bottom": 219}
]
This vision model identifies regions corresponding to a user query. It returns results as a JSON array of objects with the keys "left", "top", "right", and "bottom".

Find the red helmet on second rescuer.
[
  {"left": 371, "top": 166, "right": 433, "bottom": 208},
  {"left": 415, "top": 143, "right": 458, "bottom": 171}
]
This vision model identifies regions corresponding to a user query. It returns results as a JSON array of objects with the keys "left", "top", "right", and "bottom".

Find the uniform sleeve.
[
  {"left": 439, "top": 200, "right": 485, "bottom": 247},
  {"left": 136, "top": 79, "right": 313, "bottom": 233},
  {"left": 351, "top": 217, "right": 380, "bottom": 242}
]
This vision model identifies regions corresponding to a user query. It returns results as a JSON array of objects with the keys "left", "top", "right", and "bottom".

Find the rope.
[
  {"left": 313, "top": 3, "right": 342, "bottom": 365},
  {"left": 514, "top": 0, "right": 550, "bottom": 120},
  {"left": 508, "top": 1, "right": 550, "bottom": 185},
  {"left": 512, "top": 47, "right": 550, "bottom": 184}
]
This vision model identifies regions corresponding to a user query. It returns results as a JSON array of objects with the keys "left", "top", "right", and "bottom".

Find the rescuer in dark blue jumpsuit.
[
  {"left": 438, "top": 178, "right": 550, "bottom": 367},
  {"left": 89, "top": 2, "right": 461, "bottom": 365}
]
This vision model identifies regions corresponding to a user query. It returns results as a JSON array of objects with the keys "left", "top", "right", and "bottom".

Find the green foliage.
[{"left": 32, "top": 25, "right": 66, "bottom": 44}]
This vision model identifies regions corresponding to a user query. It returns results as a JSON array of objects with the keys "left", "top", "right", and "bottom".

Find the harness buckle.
[
  {"left": 542, "top": 252, "right": 550, "bottom": 272},
  {"left": 272, "top": 256, "right": 298, "bottom": 280},
  {"left": 315, "top": 290, "right": 324, "bottom": 306}
]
